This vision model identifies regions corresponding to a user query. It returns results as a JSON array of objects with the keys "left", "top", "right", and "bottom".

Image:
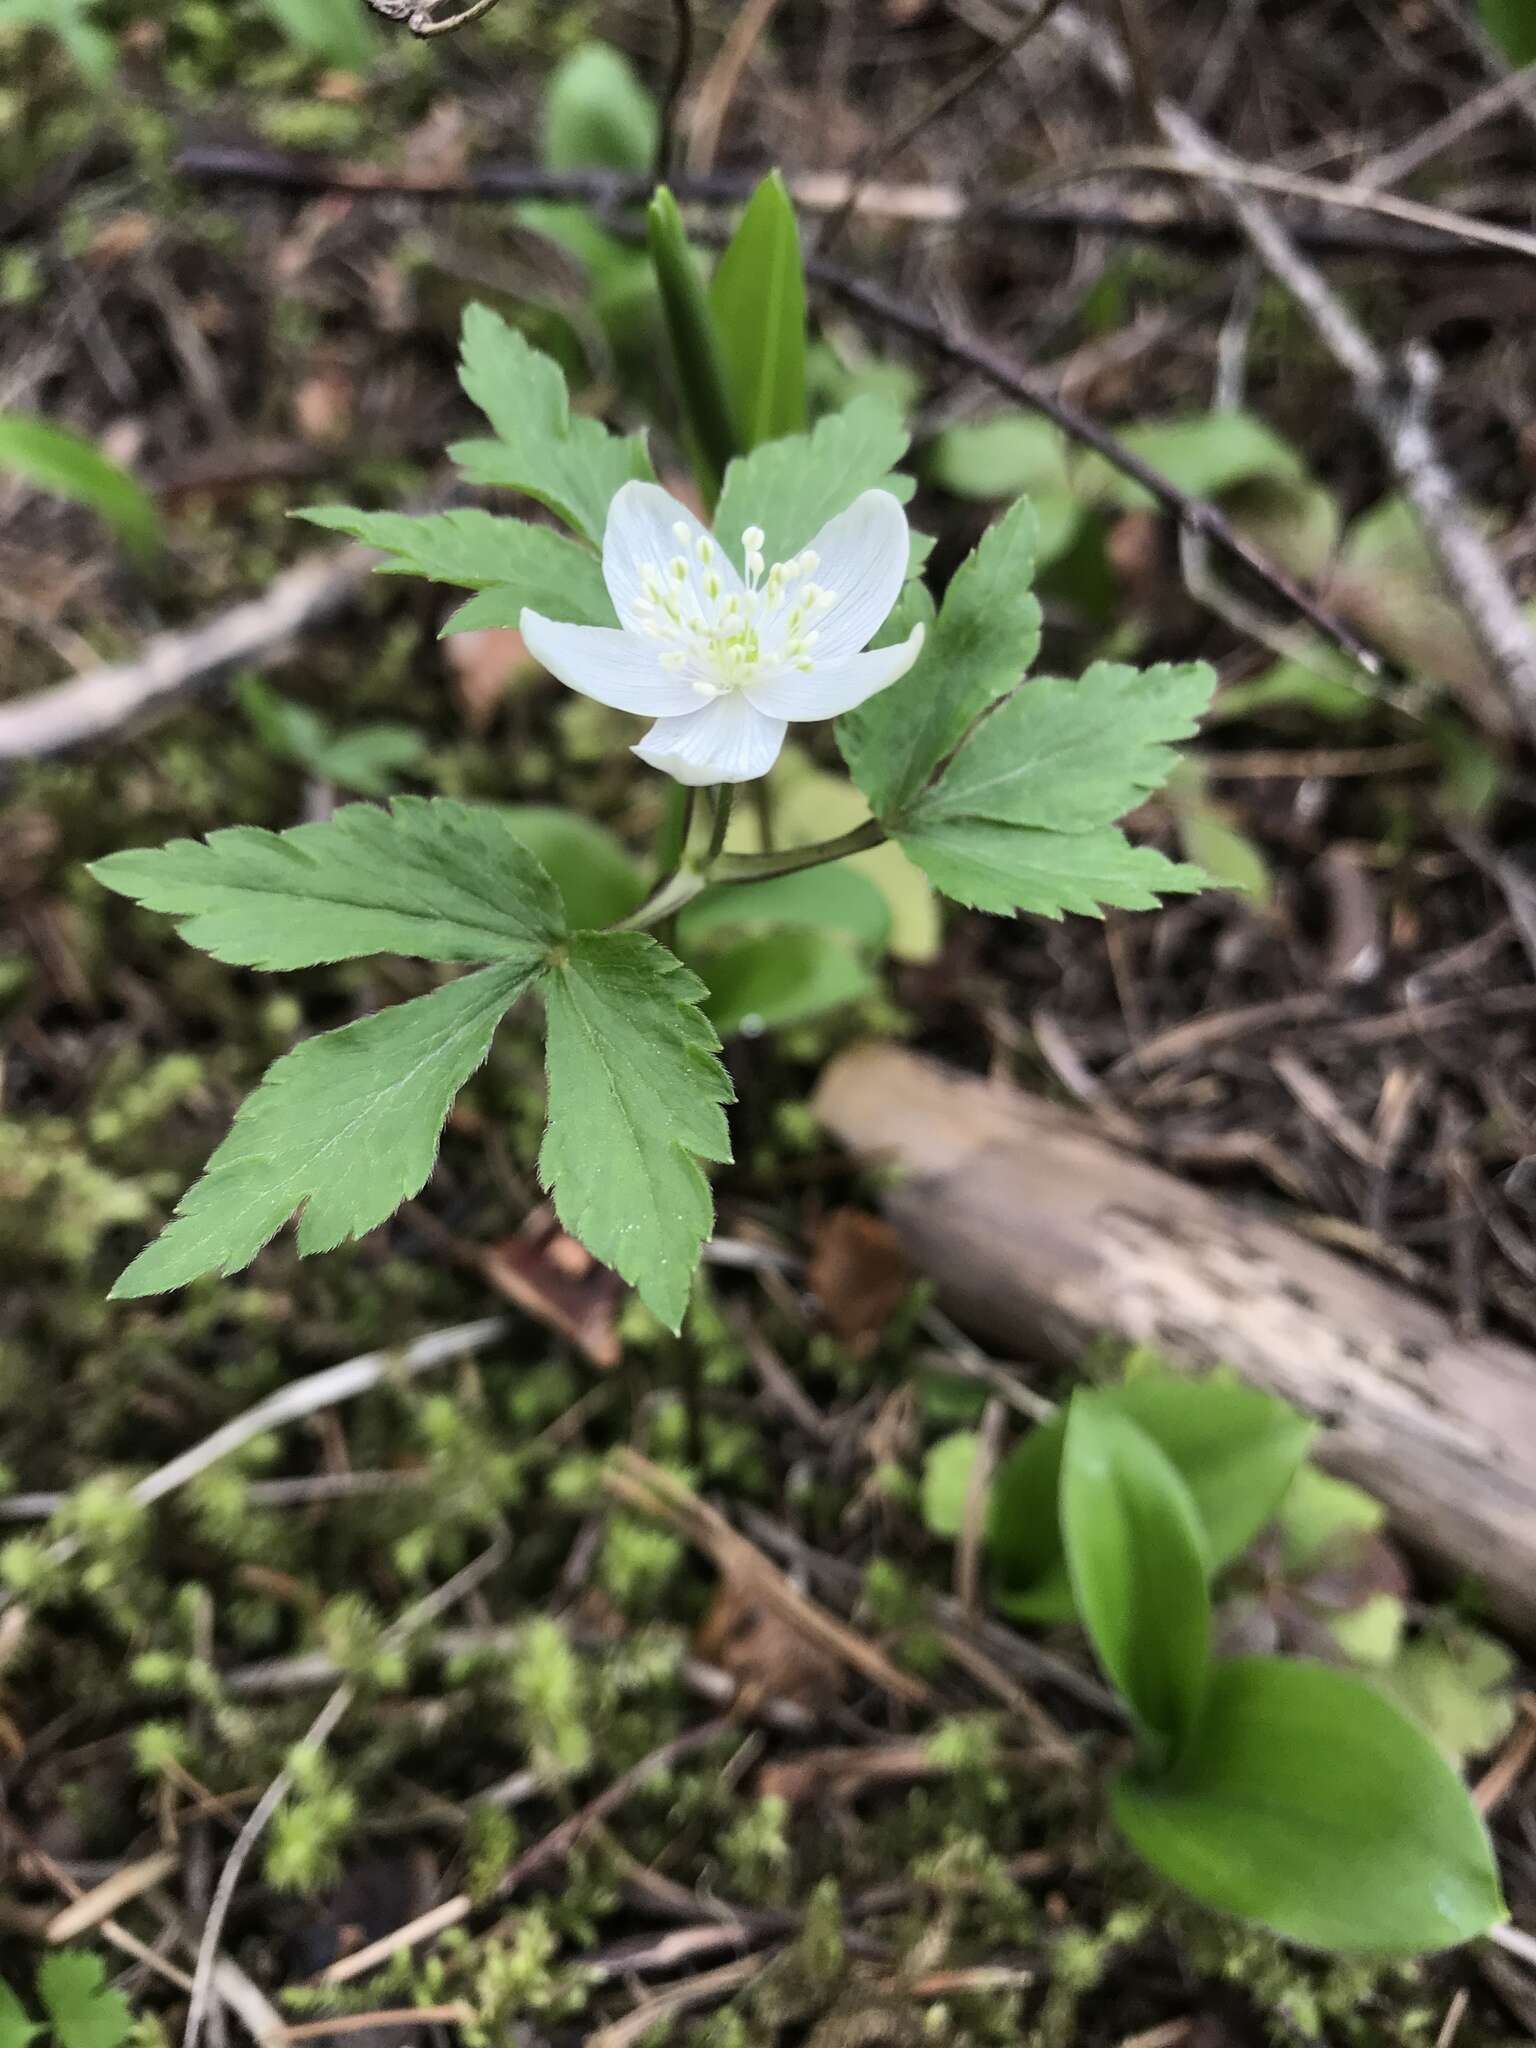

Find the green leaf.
[
  {"left": 1480, "top": 0, "right": 1536, "bottom": 65},
  {"left": 762, "top": 749, "right": 940, "bottom": 963},
  {"left": 1171, "top": 793, "right": 1272, "bottom": 905},
  {"left": 921, "top": 1431, "right": 981, "bottom": 1539},
  {"left": 543, "top": 42, "right": 658, "bottom": 173},
  {"left": 687, "top": 926, "right": 874, "bottom": 1038},
  {"left": 995, "top": 1371, "right": 1313, "bottom": 1622},
  {"left": 237, "top": 679, "right": 424, "bottom": 798},
  {"left": 840, "top": 498, "right": 1042, "bottom": 822},
  {"left": 0, "top": 0, "right": 114, "bottom": 80},
  {"left": 497, "top": 806, "right": 646, "bottom": 930},
  {"left": 1113, "top": 1656, "right": 1505, "bottom": 1953},
  {"left": 709, "top": 171, "right": 808, "bottom": 450},
  {"left": 924, "top": 413, "right": 1084, "bottom": 567},
  {"left": 897, "top": 817, "right": 1204, "bottom": 920},
  {"left": 714, "top": 396, "right": 912, "bottom": 574},
  {"left": 0, "top": 1980, "right": 39, "bottom": 2048},
  {"left": 647, "top": 188, "right": 743, "bottom": 506},
  {"left": 1061, "top": 1395, "right": 1212, "bottom": 1761},
  {"left": 1090, "top": 411, "right": 1309, "bottom": 510},
  {"left": 257, "top": 0, "right": 375, "bottom": 66},
  {"left": 89, "top": 798, "right": 565, "bottom": 971},
  {"left": 910, "top": 661, "right": 1215, "bottom": 834},
  {"left": 298, "top": 506, "right": 615, "bottom": 628},
  {"left": 36, "top": 1953, "right": 134, "bottom": 2048},
  {"left": 1377, "top": 1623, "right": 1518, "bottom": 1765},
  {"left": 452, "top": 307, "right": 654, "bottom": 546},
  {"left": 539, "top": 933, "right": 734, "bottom": 1331},
  {"left": 678, "top": 864, "right": 891, "bottom": 953},
  {"left": 1276, "top": 1465, "right": 1383, "bottom": 1573},
  {"left": 111, "top": 959, "right": 538, "bottom": 1298},
  {"left": 0, "top": 413, "right": 158, "bottom": 564}
]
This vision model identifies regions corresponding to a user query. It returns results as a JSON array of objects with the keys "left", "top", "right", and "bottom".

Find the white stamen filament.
[{"left": 632, "top": 525, "right": 841, "bottom": 700}]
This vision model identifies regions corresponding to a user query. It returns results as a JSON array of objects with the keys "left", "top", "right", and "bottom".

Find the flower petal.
[
  {"left": 521, "top": 610, "right": 704, "bottom": 716},
  {"left": 602, "top": 479, "right": 743, "bottom": 632},
  {"left": 633, "top": 696, "right": 788, "bottom": 786},
  {"left": 791, "top": 489, "right": 911, "bottom": 659},
  {"left": 744, "top": 623, "right": 925, "bottom": 721}
]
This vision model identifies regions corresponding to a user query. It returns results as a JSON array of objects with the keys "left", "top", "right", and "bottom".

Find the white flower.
[{"left": 520, "top": 481, "right": 925, "bottom": 786}]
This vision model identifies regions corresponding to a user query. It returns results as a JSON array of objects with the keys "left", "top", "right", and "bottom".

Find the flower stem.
[
  {"left": 615, "top": 815, "right": 889, "bottom": 936},
  {"left": 704, "top": 785, "right": 736, "bottom": 863},
  {"left": 652, "top": 783, "right": 696, "bottom": 883}
]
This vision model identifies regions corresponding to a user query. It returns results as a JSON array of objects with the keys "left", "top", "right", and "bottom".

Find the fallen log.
[{"left": 814, "top": 1043, "right": 1536, "bottom": 1638}]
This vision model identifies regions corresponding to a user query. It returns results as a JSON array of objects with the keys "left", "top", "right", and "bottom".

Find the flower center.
[{"left": 629, "top": 523, "right": 838, "bottom": 698}]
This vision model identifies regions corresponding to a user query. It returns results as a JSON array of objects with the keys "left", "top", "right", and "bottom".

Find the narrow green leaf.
[
  {"left": 897, "top": 817, "right": 1204, "bottom": 920},
  {"left": 497, "top": 806, "right": 646, "bottom": 930},
  {"left": 840, "top": 497, "right": 1041, "bottom": 822},
  {"left": 1113, "top": 1656, "right": 1505, "bottom": 1953},
  {"left": 543, "top": 42, "right": 658, "bottom": 173},
  {"left": 90, "top": 798, "right": 565, "bottom": 971},
  {"left": 0, "top": 413, "right": 159, "bottom": 564},
  {"left": 298, "top": 507, "right": 615, "bottom": 628},
  {"left": 257, "top": 0, "right": 375, "bottom": 66},
  {"left": 36, "top": 1954, "right": 133, "bottom": 2048},
  {"left": 687, "top": 926, "right": 874, "bottom": 1037},
  {"left": 647, "top": 187, "right": 742, "bottom": 506},
  {"left": 539, "top": 932, "right": 734, "bottom": 1331},
  {"left": 714, "top": 397, "right": 913, "bottom": 574},
  {"left": 709, "top": 171, "right": 808, "bottom": 450},
  {"left": 452, "top": 307, "right": 654, "bottom": 546},
  {"left": 112, "top": 960, "right": 537, "bottom": 1298},
  {"left": 911, "top": 662, "right": 1216, "bottom": 833},
  {"left": 994, "top": 1372, "right": 1313, "bottom": 1622},
  {"left": 1061, "top": 1395, "right": 1211, "bottom": 1761}
]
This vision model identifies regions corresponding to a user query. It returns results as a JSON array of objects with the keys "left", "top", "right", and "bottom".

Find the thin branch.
[
  {"left": 804, "top": 257, "right": 1379, "bottom": 671},
  {"left": 819, "top": 0, "right": 1072, "bottom": 251},
  {"left": 1157, "top": 104, "right": 1536, "bottom": 746}
]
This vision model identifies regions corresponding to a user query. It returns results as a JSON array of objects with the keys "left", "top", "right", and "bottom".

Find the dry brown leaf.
[
  {"left": 806, "top": 1208, "right": 912, "bottom": 1355},
  {"left": 445, "top": 627, "right": 532, "bottom": 731},
  {"left": 479, "top": 1207, "right": 624, "bottom": 1371},
  {"left": 694, "top": 1578, "right": 846, "bottom": 1715}
]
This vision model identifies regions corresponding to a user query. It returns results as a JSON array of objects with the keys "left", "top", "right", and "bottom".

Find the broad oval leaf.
[
  {"left": 1061, "top": 1394, "right": 1211, "bottom": 1762},
  {"left": 543, "top": 41, "right": 658, "bottom": 174},
  {"left": 0, "top": 413, "right": 159, "bottom": 564},
  {"left": 498, "top": 806, "right": 646, "bottom": 930},
  {"left": 678, "top": 864, "right": 891, "bottom": 953},
  {"left": 1112, "top": 1655, "right": 1505, "bottom": 1954},
  {"left": 686, "top": 926, "right": 873, "bottom": 1038},
  {"left": 709, "top": 171, "right": 808, "bottom": 451},
  {"left": 922, "top": 1431, "right": 981, "bottom": 1539}
]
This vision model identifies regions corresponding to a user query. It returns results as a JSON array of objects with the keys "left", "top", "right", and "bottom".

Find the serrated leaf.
[
  {"left": 897, "top": 817, "right": 1204, "bottom": 920},
  {"left": 543, "top": 41, "right": 658, "bottom": 173},
  {"left": 713, "top": 396, "right": 912, "bottom": 574},
  {"left": 90, "top": 798, "right": 565, "bottom": 971},
  {"left": 709, "top": 171, "right": 808, "bottom": 450},
  {"left": 1113, "top": 1656, "right": 1505, "bottom": 1952},
  {"left": 1062, "top": 1395, "right": 1211, "bottom": 1762},
  {"left": 112, "top": 960, "right": 537, "bottom": 1298},
  {"left": 36, "top": 1952, "right": 133, "bottom": 2048},
  {"left": 840, "top": 497, "right": 1041, "bottom": 822},
  {"left": 298, "top": 506, "right": 615, "bottom": 629},
  {"left": 911, "top": 661, "right": 1215, "bottom": 834},
  {"left": 0, "top": 413, "right": 158, "bottom": 563},
  {"left": 539, "top": 933, "right": 733, "bottom": 1330},
  {"left": 0, "top": 1981, "right": 39, "bottom": 2048},
  {"left": 452, "top": 307, "right": 654, "bottom": 546}
]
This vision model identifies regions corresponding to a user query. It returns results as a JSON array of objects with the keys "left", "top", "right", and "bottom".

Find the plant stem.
[
  {"left": 704, "top": 784, "right": 736, "bottom": 862},
  {"left": 652, "top": 783, "right": 696, "bottom": 883},
  {"left": 713, "top": 817, "right": 885, "bottom": 881}
]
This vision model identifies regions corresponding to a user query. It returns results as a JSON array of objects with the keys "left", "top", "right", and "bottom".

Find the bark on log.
[{"left": 814, "top": 1043, "right": 1536, "bottom": 1638}]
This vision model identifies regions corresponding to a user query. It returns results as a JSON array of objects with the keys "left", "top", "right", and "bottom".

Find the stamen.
[
  {"left": 742, "top": 525, "right": 764, "bottom": 553},
  {"left": 672, "top": 521, "right": 691, "bottom": 544}
]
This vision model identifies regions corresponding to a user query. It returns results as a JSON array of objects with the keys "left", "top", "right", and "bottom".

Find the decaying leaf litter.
[{"left": 4, "top": 0, "right": 1536, "bottom": 2040}]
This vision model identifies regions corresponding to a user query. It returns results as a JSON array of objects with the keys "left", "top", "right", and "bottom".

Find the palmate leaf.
[
  {"left": 452, "top": 307, "right": 654, "bottom": 546},
  {"left": 90, "top": 799, "right": 565, "bottom": 971},
  {"left": 713, "top": 396, "right": 913, "bottom": 573},
  {"left": 839, "top": 496, "right": 1041, "bottom": 822},
  {"left": 909, "top": 661, "right": 1217, "bottom": 834},
  {"left": 897, "top": 816, "right": 1204, "bottom": 920},
  {"left": 110, "top": 959, "right": 539, "bottom": 1299},
  {"left": 540, "top": 933, "right": 734, "bottom": 1331},
  {"left": 36, "top": 1952, "right": 133, "bottom": 2048},
  {"left": 298, "top": 506, "right": 615, "bottom": 633}
]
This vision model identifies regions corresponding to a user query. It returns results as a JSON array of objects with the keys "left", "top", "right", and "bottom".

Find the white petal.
[
  {"left": 744, "top": 623, "right": 925, "bottom": 721},
  {"left": 790, "top": 489, "right": 911, "bottom": 658},
  {"left": 602, "top": 479, "right": 743, "bottom": 632},
  {"left": 521, "top": 609, "right": 703, "bottom": 716},
  {"left": 633, "top": 696, "right": 788, "bottom": 786}
]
